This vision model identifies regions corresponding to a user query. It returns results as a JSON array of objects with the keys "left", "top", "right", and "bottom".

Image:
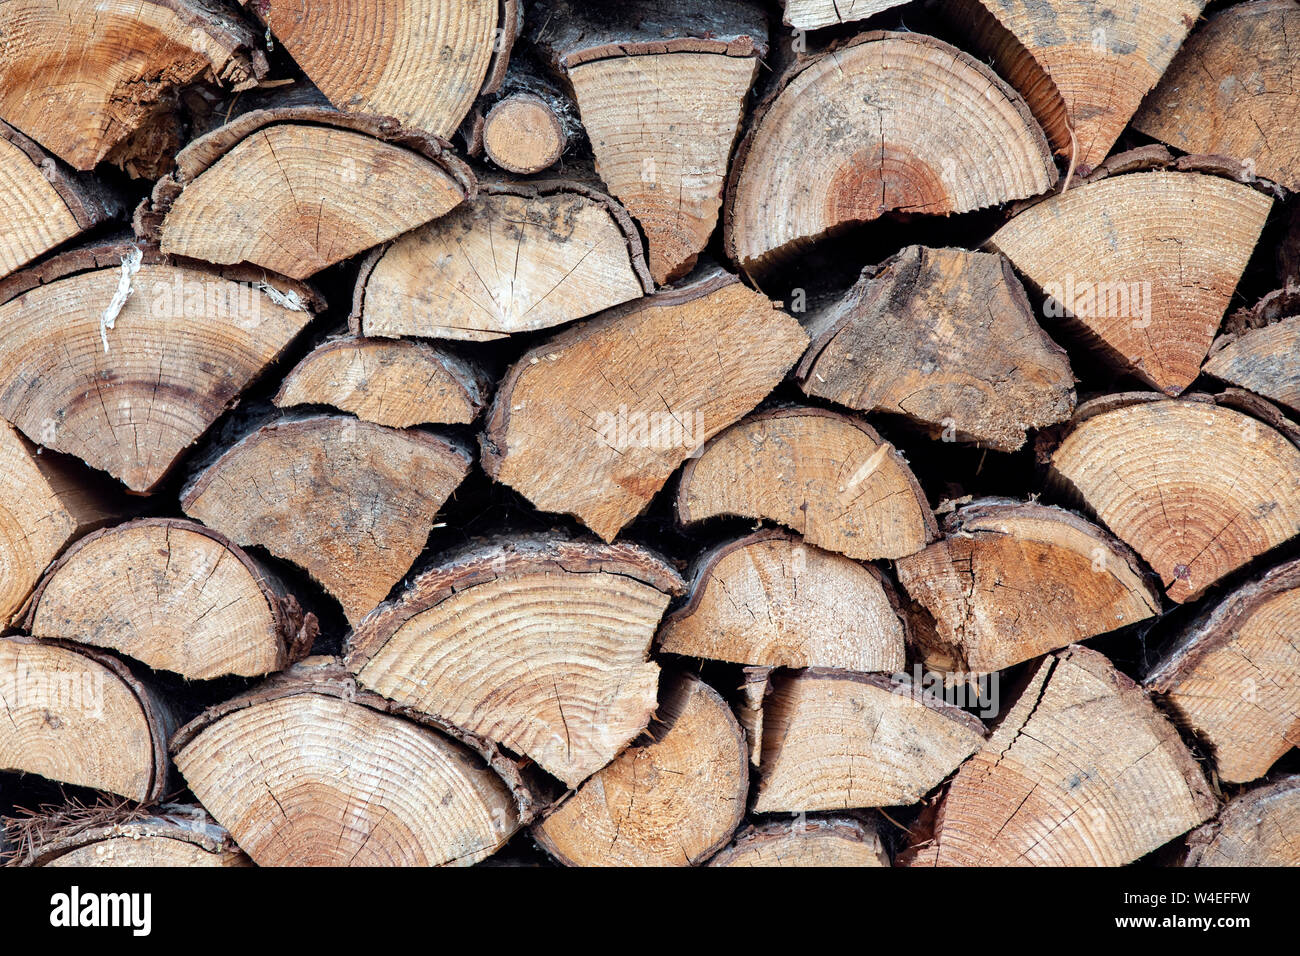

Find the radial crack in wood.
[
  {"left": 796, "top": 246, "right": 1076, "bottom": 452},
  {"left": 481, "top": 268, "right": 809, "bottom": 541},
  {"left": 782, "top": 0, "right": 907, "bottom": 30},
  {"left": 753, "top": 669, "right": 987, "bottom": 813},
  {"left": 1146, "top": 557, "right": 1300, "bottom": 784},
  {"left": 274, "top": 336, "right": 489, "bottom": 428},
  {"left": 0, "top": 243, "right": 318, "bottom": 492},
  {"left": 708, "top": 815, "right": 891, "bottom": 867},
  {"left": 347, "top": 536, "right": 685, "bottom": 788},
  {"left": 181, "top": 414, "right": 471, "bottom": 626},
  {"left": 1134, "top": 0, "right": 1300, "bottom": 192},
  {"left": 353, "top": 180, "right": 651, "bottom": 341},
  {"left": 908, "top": 646, "right": 1217, "bottom": 866},
  {"left": 1047, "top": 394, "right": 1300, "bottom": 603},
  {"left": 1184, "top": 776, "right": 1300, "bottom": 867},
  {"left": 724, "top": 31, "right": 1056, "bottom": 277},
  {"left": 11, "top": 804, "right": 250, "bottom": 868},
  {"left": 989, "top": 168, "right": 1272, "bottom": 395},
  {"left": 677, "top": 406, "right": 936, "bottom": 560},
  {"left": 532, "top": 671, "right": 748, "bottom": 866},
  {"left": 657, "top": 530, "right": 907, "bottom": 672},
  {"left": 27, "top": 518, "right": 318, "bottom": 680},
  {"left": 896, "top": 498, "right": 1160, "bottom": 673},
  {"left": 0, "top": 637, "right": 174, "bottom": 802},
  {"left": 173, "top": 668, "right": 518, "bottom": 866}
]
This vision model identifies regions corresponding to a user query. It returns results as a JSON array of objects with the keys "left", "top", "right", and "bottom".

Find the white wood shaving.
[
  {"left": 256, "top": 281, "right": 307, "bottom": 312},
  {"left": 99, "top": 246, "right": 143, "bottom": 353}
]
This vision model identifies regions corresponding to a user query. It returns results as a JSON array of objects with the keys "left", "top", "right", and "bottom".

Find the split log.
[
  {"left": 753, "top": 670, "right": 987, "bottom": 813},
  {"left": 896, "top": 499, "right": 1160, "bottom": 673},
  {"left": 532, "top": 0, "right": 768, "bottom": 284},
  {"left": 482, "top": 268, "right": 808, "bottom": 541},
  {"left": 657, "top": 530, "right": 907, "bottom": 673},
  {"left": 26, "top": 518, "right": 318, "bottom": 680},
  {"left": 0, "top": 121, "right": 122, "bottom": 279},
  {"left": 11, "top": 804, "right": 250, "bottom": 868},
  {"left": 141, "top": 105, "right": 474, "bottom": 280},
  {"left": 907, "top": 645, "right": 1217, "bottom": 866},
  {"left": 0, "top": 0, "right": 266, "bottom": 174},
  {"left": 347, "top": 536, "right": 684, "bottom": 788},
  {"left": 1205, "top": 310, "right": 1300, "bottom": 417},
  {"left": 532, "top": 671, "right": 748, "bottom": 866},
  {"left": 676, "top": 406, "right": 937, "bottom": 560},
  {"left": 781, "top": 0, "right": 907, "bottom": 30},
  {"left": 0, "top": 637, "right": 174, "bottom": 802},
  {"left": 948, "top": 0, "right": 1206, "bottom": 171},
  {"left": 735, "top": 666, "right": 770, "bottom": 767},
  {"left": 482, "top": 95, "right": 567, "bottom": 175},
  {"left": 724, "top": 31, "right": 1056, "bottom": 277},
  {"left": 240, "top": 0, "right": 499, "bottom": 139},
  {"left": 1184, "top": 776, "right": 1300, "bottom": 867},
  {"left": 352, "top": 179, "right": 651, "bottom": 341},
  {"left": 181, "top": 414, "right": 470, "bottom": 626},
  {"left": 273, "top": 336, "right": 489, "bottom": 428},
  {"left": 989, "top": 162, "right": 1272, "bottom": 395},
  {"left": 708, "top": 815, "right": 890, "bottom": 867},
  {"left": 1046, "top": 394, "right": 1300, "bottom": 603},
  {"left": 0, "top": 241, "right": 319, "bottom": 492},
  {"left": 795, "top": 246, "right": 1076, "bottom": 452},
  {"left": 173, "top": 658, "right": 519, "bottom": 866},
  {"left": 1145, "top": 557, "right": 1300, "bottom": 784},
  {"left": 0, "top": 419, "right": 115, "bottom": 628},
  {"left": 1134, "top": 0, "right": 1300, "bottom": 192}
]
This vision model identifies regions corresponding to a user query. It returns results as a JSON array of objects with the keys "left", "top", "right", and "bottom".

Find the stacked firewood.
[{"left": 1, "top": 0, "right": 1298, "bottom": 867}]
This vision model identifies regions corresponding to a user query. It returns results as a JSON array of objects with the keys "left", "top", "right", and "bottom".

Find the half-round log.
[
  {"left": 708, "top": 815, "right": 890, "bottom": 867},
  {"left": 1184, "top": 776, "right": 1300, "bottom": 867},
  {"left": 14, "top": 804, "right": 250, "bottom": 868}
]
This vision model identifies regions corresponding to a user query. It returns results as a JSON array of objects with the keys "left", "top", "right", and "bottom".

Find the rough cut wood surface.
[
  {"left": 897, "top": 499, "right": 1160, "bottom": 673},
  {"left": 676, "top": 406, "right": 936, "bottom": 560},
  {"left": 1184, "top": 776, "right": 1300, "bottom": 867},
  {"left": 482, "top": 94, "right": 567, "bottom": 175},
  {"left": 533, "top": 671, "right": 748, "bottom": 866},
  {"left": 482, "top": 269, "right": 808, "bottom": 541},
  {"left": 1205, "top": 312, "right": 1300, "bottom": 416},
  {"left": 346, "top": 536, "right": 684, "bottom": 788},
  {"left": 798, "top": 246, "right": 1076, "bottom": 452},
  {"left": 909, "top": 646, "right": 1216, "bottom": 866},
  {"left": 657, "top": 530, "right": 907, "bottom": 672},
  {"left": 708, "top": 815, "right": 891, "bottom": 867},
  {"left": 725, "top": 31, "right": 1056, "bottom": 275},
  {"left": 181, "top": 414, "right": 471, "bottom": 625},
  {"left": 1146, "top": 557, "right": 1300, "bottom": 785},
  {"left": 27, "top": 518, "right": 317, "bottom": 680},
  {"left": 782, "top": 0, "right": 907, "bottom": 30}
]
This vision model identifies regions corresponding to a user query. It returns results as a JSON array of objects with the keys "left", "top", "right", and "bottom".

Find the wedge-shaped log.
[
  {"left": 1184, "top": 776, "right": 1300, "bottom": 867},
  {"left": 1205, "top": 311, "right": 1300, "bottom": 416},
  {"left": 724, "top": 31, "right": 1056, "bottom": 276},
  {"left": 0, "top": 419, "right": 114, "bottom": 627},
  {"left": 1146, "top": 558, "right": 1300, "bottom": 784},
  {"left": 1134, "top": 1, "right": 1300, "bottom": 191},
  {"left": 533, "top": 672, "right": 748, "bottom": 866},
  {"left": 735, "top": 666, "right": 770, "bottom": 768},
  {"left": 173, "top": 661, "right": 518, "bottom": 866},
  {"left": 910, "top": 646, "right": 1217, "bottom": 866},
  {"left": 13, "top": 804, "right": 250, "bottom": 868},
  {"left": 754, "top": 670, "right": 986, "bottom": 813},
  {"left": 274, "top": 336, "right": 488, "bottom": 428},
  {"left": 482, "top": 269, "right": 808, "bottom": 541},
  {"left": 352, "top": 180, "right": 650, "bottom": 341},
  {"left": 782, "top": 0, "right": 906, "bottom": 30},
  {"left": 0, "top": 243, "right": 317, "bottom": 492},
  {"left": 1047, "top": 394, "right": 1300, "bottom": 603},
  {"left": 708, "top": 815, "right": 890, "bottom": 867},
  {"left": 533, "top": 0, "right": 767, "bottom": 284},
  {"left": 949, "top": 0, "right": 1206, "bottom": 170},
  {"left": 0, "top": 121, "right": 121, "bottom": 279},
  {"left": 797, "top": 246, "right": 1076, "bottom": 452},
  {"left": 27, "top": 518, "right": 317, "bottom": 680},
  {"left": 897, "top": 499, "right": 1160, "bottom": 672},
  {"left": 181, "top": 415, "right": 471, "bottom": 625},
  {"left": 347, "top": 536, "right": 685, "bottom": 788},
  {"left": 989, "top": 166, "right": 1272, "bottom": 395},
  {"left": 0, "top": 0, "right": 266, "bottom": 172},
  {"left": 148, "top": 106, "right": 473, "bottom": 280},
  {"left": 677, "top": 407, "right": 936, "bottom": 560},
  {"left": 658, "top": 531, "right": 907, "bottom": 672},
  {"left": 0, "top": 637, "right": 174, "bottom": 802},
  {"left": 241, "top": 0, "right": 498, "bottom": 138}
]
